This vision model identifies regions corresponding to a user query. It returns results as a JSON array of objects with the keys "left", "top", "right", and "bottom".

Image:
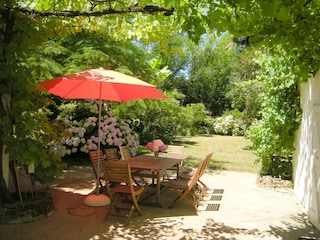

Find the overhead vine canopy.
[
  {"left": 206, "top": 0, "right": 320, "bottom": 78},
  {"left": 3, "top": 0, "right": 320, "bottom": 72},
  {"left": 0, "top": 1, "right": 177, "bottom": 47},
  {"left": 0, "top": 0, "right": 320, "bottom": 56}
]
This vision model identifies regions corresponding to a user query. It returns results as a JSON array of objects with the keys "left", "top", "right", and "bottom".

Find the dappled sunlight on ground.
[
  {"left": 49, "top": 165, "right": 97, "bottom": 195},
  {"left": 1, "top": 166, "right": 319, "bottom": 240},
  {"left": 89, "top": 217, "right": 265, "bottom": 240}
]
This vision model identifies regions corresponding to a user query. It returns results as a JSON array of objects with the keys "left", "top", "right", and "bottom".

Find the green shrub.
[
  {"left": 245, "top": 50, "right": 302, "bottom": 175},
  {"left": 212, "top": 110, "right": 248, "bottom": 136},
  {"left": 113, "top": 92, "right": 208, "bottom": 144},
  {"left": 260, "top": 155, "right": 293, "bottom": 179}
]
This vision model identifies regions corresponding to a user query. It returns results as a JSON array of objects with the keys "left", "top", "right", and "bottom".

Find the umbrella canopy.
[{"left": 39, "top": 68, "right": 166, "bottom": 102}]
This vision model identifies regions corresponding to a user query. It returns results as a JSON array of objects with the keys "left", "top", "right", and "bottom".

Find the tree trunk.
[
  {"left": 0, "top": 144, "right": 14, "bottom": 204},
  {"left": 0, "top": 4, "right": 15, "bottom": 204},
  {"left": 0, "top": 91, "right": 14, "bottom": 203}
]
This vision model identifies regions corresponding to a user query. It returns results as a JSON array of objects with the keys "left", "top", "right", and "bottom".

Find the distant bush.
[
  {"left": 113, "top": 92, "right": 209, "bottom": 144},
  {"left": 212, "top": 110, "right": 249, "bottom": 136}
]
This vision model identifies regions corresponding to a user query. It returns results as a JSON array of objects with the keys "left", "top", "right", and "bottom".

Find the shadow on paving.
[
  {"left": 266, "top": 213, "right": 320, "bottom": 240},
  {"left": 90, "top": 188, "right": 319, "bottom": 240},
  {"left": 99, "top": 218, "right": 259, "bottom": 240},
  {"left": 1, "top": 165, "right": 320, "bottom": 240},
  {"left": 94, "top": 214, "right": 319, "bottom": 240}
]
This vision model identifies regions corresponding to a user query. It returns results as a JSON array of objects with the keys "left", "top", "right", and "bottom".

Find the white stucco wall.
[{"left": 293, "top": 71, "right": 320, "bottom": 230}]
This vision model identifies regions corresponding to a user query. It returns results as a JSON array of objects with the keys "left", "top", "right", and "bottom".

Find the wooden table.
[{"left": 117, "top": 153, "right": 188, "bottom": 207}]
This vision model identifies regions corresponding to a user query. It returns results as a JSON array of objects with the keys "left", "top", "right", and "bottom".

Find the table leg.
[
  {"left": 152, "top": 171, "right": 155, "bottom": 185},
  {"left": 176, "top": 164, "right": 180, "bottom": 177},
  {"left": 156, "top": 170, "right": 161, "bottom": 204},
  {"left": 139, "top": 170, "right": 163, "bottom": 208}
]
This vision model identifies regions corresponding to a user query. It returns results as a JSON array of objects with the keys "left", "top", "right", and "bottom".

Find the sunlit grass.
[
  {"left": 71, "top": 134, "right": 260, "bottom": 173},
  {"left": 172, "top": 135, "right": 261, "bottom": 173}
]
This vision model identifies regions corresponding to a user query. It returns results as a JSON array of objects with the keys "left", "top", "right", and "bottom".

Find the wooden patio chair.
[
  {"left": 119, "top": 145, "right": 145, "bottom": 185},
  {"left": 104, "top": 162, "right": 145, "bottom": 225},
  {"left": 89, "top": 150, "right": 105, "bottom": 189},
  {"left": 179, "top": 152, "right": 213, "bottom": 196},
  {"left": 105, "top": 148, "right": 119, "bottom": 162},
  {"left": 164, "top": 145, "right": 185, "bottom": 179},
  {"left": 104, "top": 148, "right": 120, "bottom": 187},
  {"left": 167, "top": 152, "right": 213, "bottom": 211}
]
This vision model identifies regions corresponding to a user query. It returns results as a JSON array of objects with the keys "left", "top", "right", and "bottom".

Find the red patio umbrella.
[
  {"left": 39, "top": 68, "right": 166, "bottom": 102},
  {"left": 39, "top": 68, "right": 167, "bottom": 206}
]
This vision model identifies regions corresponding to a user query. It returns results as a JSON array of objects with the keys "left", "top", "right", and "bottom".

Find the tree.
[
  {"left": 186, "top": 33, "right": 236, "bottom": 116},
  {"left": 162, "top": 33, "right": 236, "bottom": 116},
  {"left": 40, "top": 30, "right": 160, "bottom": 80},
  {"left": 226, "top": 48, "right": 261, "bottom": 121}
]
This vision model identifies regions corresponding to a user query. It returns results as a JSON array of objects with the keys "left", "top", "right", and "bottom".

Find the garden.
[{"left": 1, "top": 1, "right": 318, "bottom": 226}]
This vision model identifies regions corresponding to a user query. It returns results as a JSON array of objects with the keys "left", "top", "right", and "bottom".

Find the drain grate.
[
  {"left": 210, "top": 195, "right": 222, "bottom": 201},
  {"left": 205, "top": 203, "right": 220, "bottom": 211},
  {"left": 212, "top": 189, "right": 224, "bottom": 194}
]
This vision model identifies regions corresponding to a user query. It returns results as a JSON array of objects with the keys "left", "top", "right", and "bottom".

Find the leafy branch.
[{"left": 11, "top": 4, "right": 174, "bottom": 17}]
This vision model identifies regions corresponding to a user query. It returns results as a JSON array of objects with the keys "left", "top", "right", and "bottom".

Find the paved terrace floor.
[{"left": 1, "top": 165, "right": 320, "bottom": 240}]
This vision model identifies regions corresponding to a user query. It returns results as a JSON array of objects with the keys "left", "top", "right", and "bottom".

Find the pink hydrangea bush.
[{"left": 52, "top": 107, "right": 139, "bottom": 157}]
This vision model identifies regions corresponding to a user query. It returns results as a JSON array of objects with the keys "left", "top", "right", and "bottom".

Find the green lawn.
[
  {"left": 72, "top": 134, "right": 261, "bottom": 173},
  {"left": 172, "top": 135, "right": 261, "bottom": 173}
]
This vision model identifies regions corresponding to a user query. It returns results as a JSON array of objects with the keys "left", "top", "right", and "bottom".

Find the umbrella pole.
[
  {"left": 84, "top": 98, "right": 111, "bottom": 207},
  {"left": 96, "top": 98, "right": 102, "bottom": 195}
]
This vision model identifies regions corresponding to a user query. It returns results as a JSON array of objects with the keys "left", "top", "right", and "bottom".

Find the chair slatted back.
[
  {"left": 188, "top": 158, "right": 206, "bottom": 188},
  {"left": 199, "top": 152, "right": 213, "bottom": 177},
  {"left": 105, "top": 148, "right": 119, "bottom": 162},
  {"left": 89, "top": 150, "right": 105, "bottom": 188},
  {"left": 166, "top": 145, "right": 185, "bottom": 155},
  {"left": 89, "top": 150, "right": 105, "bottom": 177},
  {"left": 120, "top": 145, "right": 132, "bottom": 160},
  {"left": 104, "top": 162, "right": 132, "bottom": 185},
  {"left": 165, "top": 145, "right": 185, "bottom": 176},
  {"left": 178, "top": 152, "right": 213, "bottom": 195},
  {"left": 187, "top": 152, "right": 213, "bottom": 189}
]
